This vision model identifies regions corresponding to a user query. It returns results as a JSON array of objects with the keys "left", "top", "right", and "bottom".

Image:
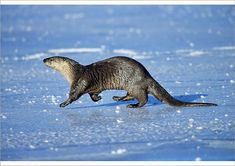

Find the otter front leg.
[
  {"left": 60, "top": 90, "right": 83, "bottom": 107},
  {"left": 60, "top": 81, "right": 87, "bottom": 107},
  {"left": 60, "top": 98, "right": 74, "bottom": 107},
  {"left": 89, "top": 93, "right": 102, "bottom": 102}
]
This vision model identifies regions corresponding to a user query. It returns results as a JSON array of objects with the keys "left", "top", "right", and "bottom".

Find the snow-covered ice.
[{"left": 1, "top": 6, "right": 235, "bottom": 161}]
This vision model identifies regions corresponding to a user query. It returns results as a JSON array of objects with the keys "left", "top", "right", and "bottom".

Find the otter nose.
[{"left": 43, "top": 58, "right": 47, "bottom": 63}]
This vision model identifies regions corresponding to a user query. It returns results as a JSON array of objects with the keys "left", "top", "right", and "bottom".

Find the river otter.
[{"left": 43, "top": 56, "right": 217, "bottom": 108}]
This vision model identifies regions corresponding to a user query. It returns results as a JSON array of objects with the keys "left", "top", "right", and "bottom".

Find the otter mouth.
[{"left": 43, "top": 58, "right": 53, "bottom": 67}]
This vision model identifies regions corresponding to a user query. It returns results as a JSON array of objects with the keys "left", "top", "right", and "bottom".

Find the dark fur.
[{"left": 43, "top": 56, "right": 217, "bottom": 108}]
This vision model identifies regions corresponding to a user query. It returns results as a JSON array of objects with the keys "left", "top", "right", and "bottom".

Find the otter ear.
[{"left": 65, "top": 58, "right": 79, "bottom": 66}]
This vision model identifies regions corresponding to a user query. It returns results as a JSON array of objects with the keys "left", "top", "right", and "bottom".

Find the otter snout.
[
  {"left": 43, "top": 58, "right": 49, "bottom": 63},
  {"left": 43, "top": 57, "right": 53, "bottom": 66},
  {"left": 43, "top": 58, "right": 53, "bottom": 68}
]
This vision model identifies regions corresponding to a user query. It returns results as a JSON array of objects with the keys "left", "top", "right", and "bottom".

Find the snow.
[
  {"left": 213, "top": 46, "right": 235, "bottom": 51},
  {"left": 1, "top": 6, "right": 235, "bottom": 161},
  {"left": 22, "top": 53, "right": 48, "bottom": 61},
  {"left": 187, "top": 51, "right": 207, "bottom": 57},
  {"left": 113, "top": 49, "right": 137, "bottom": 55},
  {"left": 111, "top": 149, "right": 127, "bottom": 155},
  {"left": 48, "top": 48, "right": 104, "bottom": 54}
]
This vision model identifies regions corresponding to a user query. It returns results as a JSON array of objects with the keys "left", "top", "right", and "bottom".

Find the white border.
[
  {"left": 1, "top": 0, "right": 235, "bottom": 5},
  {"left": 1, "top": 1, "right": 234, "bottom": 166},
  {"left": 1, "top": 161, "right": 235, "bottom": 166}
]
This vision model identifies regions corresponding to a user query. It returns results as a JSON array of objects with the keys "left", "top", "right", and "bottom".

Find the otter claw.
[
  {"left": 59, "top": 103, "right": 66, "bottom": 107},
  {"left": 95, "top": 96, "right": 102, "bottom": 101},
  {"left": 113, "top": 96, "right": 121, "bottom": 101},
  {"left": 60, "top": 102, "right": 69, "bottom": 107},
  {"left": 127, "top": 104, "right": 139, "bottom": 108},
  {"left": 91, "top": 95, "right": 102, "bottom": 102}
]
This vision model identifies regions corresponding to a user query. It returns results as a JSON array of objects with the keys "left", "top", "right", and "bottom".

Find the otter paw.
[
  {"left": 127, "top": 104, "right": 139, "bottom": 108},
  {"left": 91, "top": 96, "right": 102, "bottom": 102},
  {"left": 60, "top": 102, "right": 68, "bottom": 107},
  {"left": 93, "top": 96, "right": 102, "bottom": 102},
  {"left": 112, "top": 96, "right": 121, "bottom": 101}
]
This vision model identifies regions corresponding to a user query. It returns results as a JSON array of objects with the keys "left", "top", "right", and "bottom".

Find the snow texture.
[{"left": 1, "top": 6, "right": 235, "bottom": 161}]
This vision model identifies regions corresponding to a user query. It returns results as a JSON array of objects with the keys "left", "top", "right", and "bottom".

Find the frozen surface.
[{"left": 1, "top": 6, "right": 235, "bottom": 161}]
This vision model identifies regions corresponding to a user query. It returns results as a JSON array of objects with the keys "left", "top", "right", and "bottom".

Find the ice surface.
[{"left": 1, "top": 6, "right": 235, "bottom": 161}]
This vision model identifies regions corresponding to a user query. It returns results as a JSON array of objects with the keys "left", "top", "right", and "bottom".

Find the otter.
[{"left": 43, "top": 56, "right": 217, "bottom": 108}]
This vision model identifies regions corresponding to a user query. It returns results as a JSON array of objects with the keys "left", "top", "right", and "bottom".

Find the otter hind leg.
[
  {"left": 126, "top": 89, "right": 148, "bottom": 108},
  {"left": 112, "top": 93, "right": 134, "bottom": 101},
  {"left": 89, "top": 93, "right": 102, "bottom": 102}
]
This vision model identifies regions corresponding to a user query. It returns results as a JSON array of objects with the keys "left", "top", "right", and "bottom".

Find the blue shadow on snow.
[{"left": 69, "top": 94, "right": 208, "bottom": 110}]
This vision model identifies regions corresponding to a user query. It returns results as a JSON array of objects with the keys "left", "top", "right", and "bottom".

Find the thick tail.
[{"left": 148, "top": 80, "right": 217, "bottom": 107}]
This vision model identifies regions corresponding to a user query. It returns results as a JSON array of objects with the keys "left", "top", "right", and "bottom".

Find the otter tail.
[{"left": 148, "top": 80, "right": 217, "bottom": 107}]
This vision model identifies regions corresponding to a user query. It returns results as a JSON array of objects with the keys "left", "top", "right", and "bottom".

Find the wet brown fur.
[{"left": 43, "top": 56, "right": 217, "bottom": 108}]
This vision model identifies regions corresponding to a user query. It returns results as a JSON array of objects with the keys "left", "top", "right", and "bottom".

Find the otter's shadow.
[{"left": 69, "top": 94, "right": 208, "bottom": 109}]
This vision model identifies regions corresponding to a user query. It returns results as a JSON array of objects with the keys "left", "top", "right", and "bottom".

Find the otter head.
[{"left": 43, "top": 56, "right": 80, "bottom": 85}]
